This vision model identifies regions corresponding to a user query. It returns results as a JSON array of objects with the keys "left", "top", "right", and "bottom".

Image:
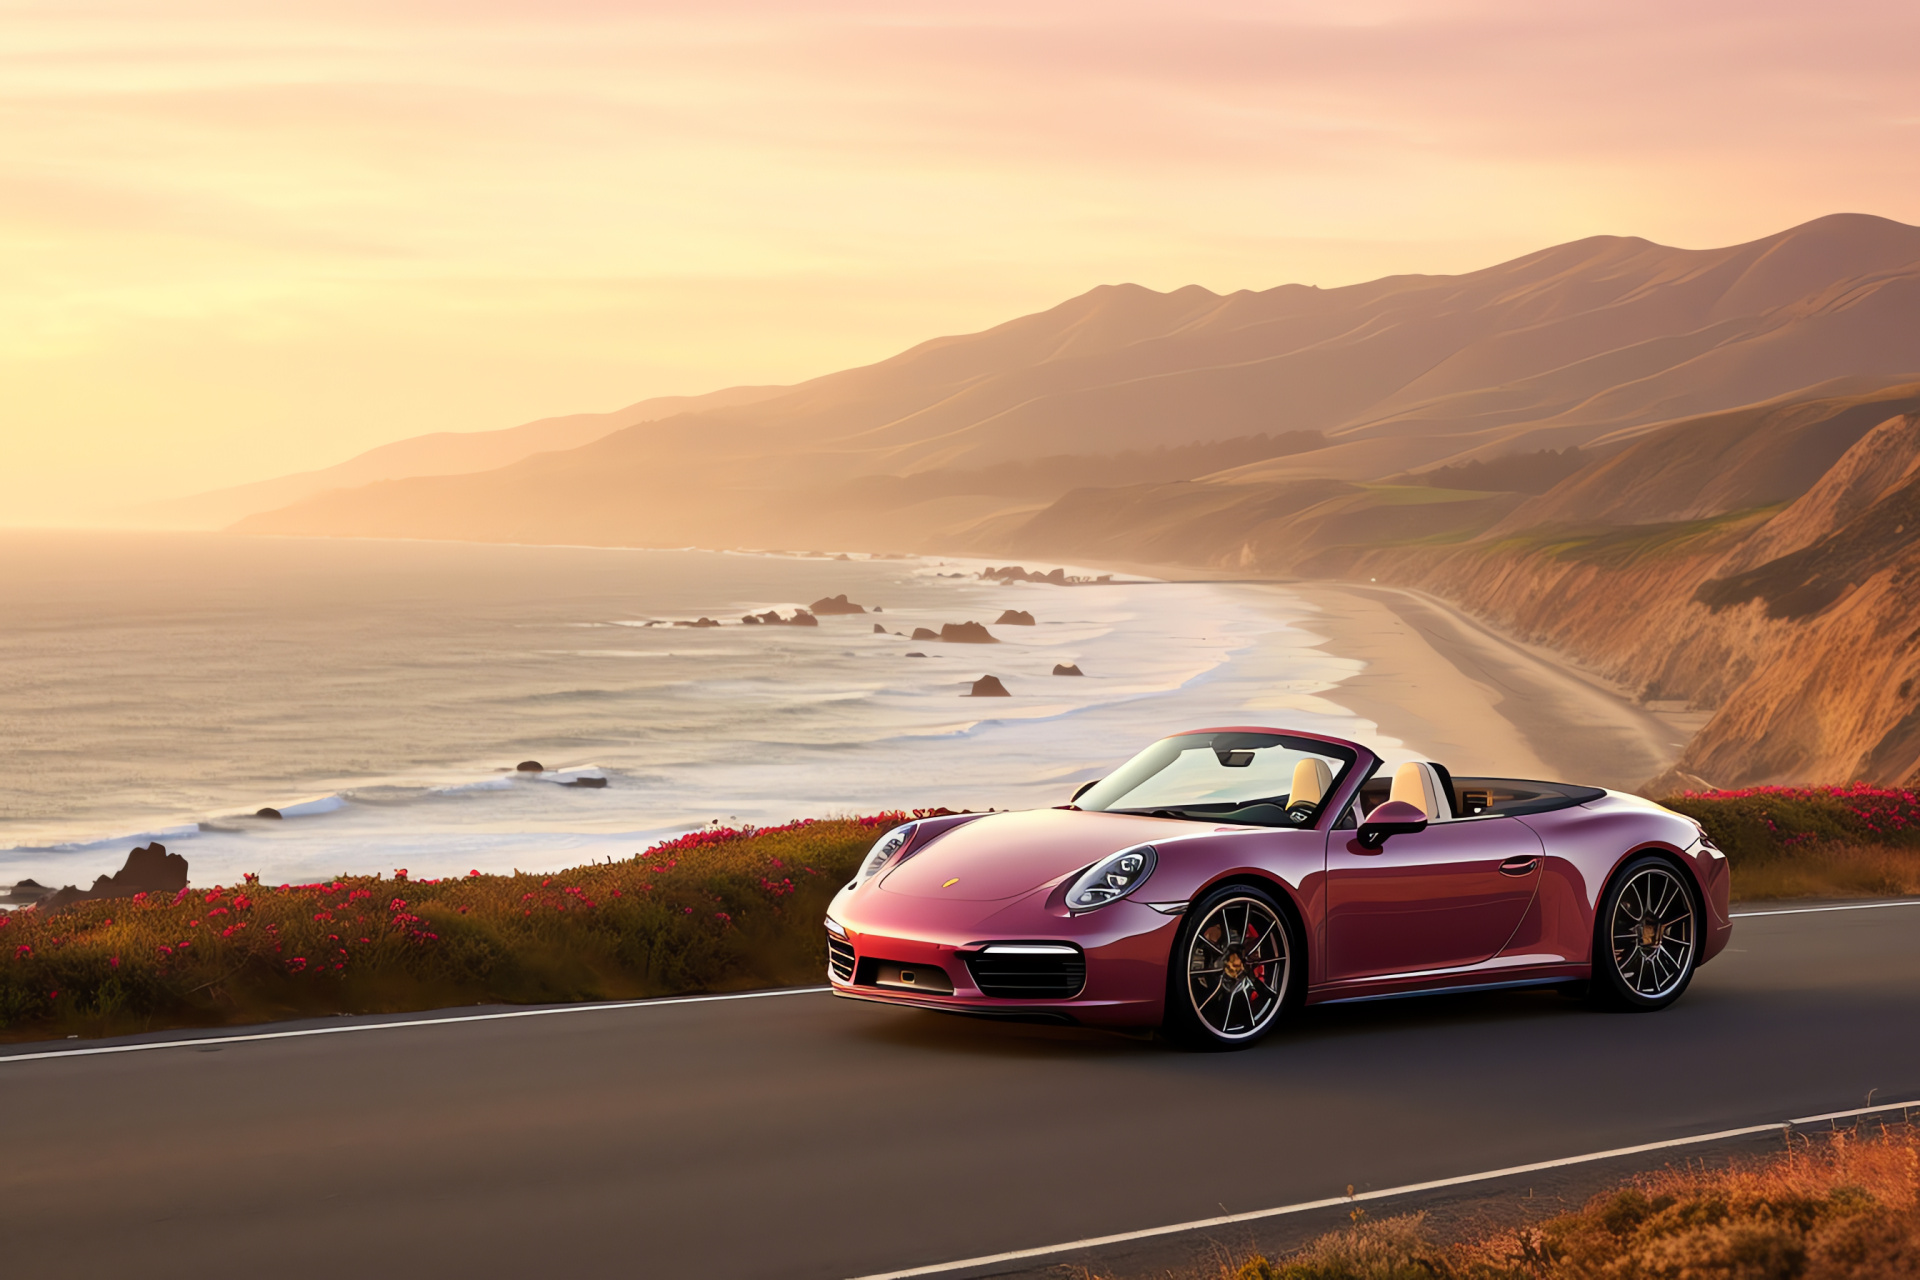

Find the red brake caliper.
[{"left": 1247, "top": 923, "right": 1263, "bottom": 1004}]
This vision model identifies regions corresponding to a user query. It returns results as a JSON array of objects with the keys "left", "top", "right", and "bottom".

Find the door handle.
[{"left": 1499, "top": 856, "right": 1540, "bottom": 876}]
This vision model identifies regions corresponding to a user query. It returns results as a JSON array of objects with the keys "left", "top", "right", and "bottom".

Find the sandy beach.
[{"left": 1287, "top": 582, "right": 1706, "bottom": 793}]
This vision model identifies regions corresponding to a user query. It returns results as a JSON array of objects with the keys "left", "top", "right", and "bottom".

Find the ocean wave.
[{"left": 0, "top": 544, "right": 1372, "bottom": 888}]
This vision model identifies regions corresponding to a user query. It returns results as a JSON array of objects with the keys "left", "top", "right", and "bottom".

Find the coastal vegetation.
[
  {"left": 0, "top": 814, "right": 917, "bottom": 1041},
  {"left": 1135, "top": 1120, "right": 1920, "bottom": 1280},
  {"left": 1672, "top": 784, "right": 1920, "bottom": 900},
  {"left": 3, "top": 788, "right": 1916, "bottom": 1043}
]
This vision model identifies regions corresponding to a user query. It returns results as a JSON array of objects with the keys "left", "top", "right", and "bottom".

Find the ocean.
[{"left": 0, "top": 531, "right": 1391, "bottom": 891}]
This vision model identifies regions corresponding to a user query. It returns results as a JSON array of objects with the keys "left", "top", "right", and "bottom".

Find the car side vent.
[
  {"left": 965, "top": 944, "right": 1086, "bottom": 999},
  {"left": 827, "top": 934, "right": 855, "bottom": 982}
]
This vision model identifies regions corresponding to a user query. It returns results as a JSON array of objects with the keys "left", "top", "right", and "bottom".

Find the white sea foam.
[{"left": 0, "top": 539, "right": 1395, "bottom": 888}]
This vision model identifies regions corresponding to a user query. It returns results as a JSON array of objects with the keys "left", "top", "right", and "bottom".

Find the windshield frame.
[{"left": 1074, "top": 729, "right": 1361, "bottom": 829}]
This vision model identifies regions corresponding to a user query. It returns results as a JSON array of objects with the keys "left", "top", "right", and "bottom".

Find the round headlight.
[
  {"left": 1065, "top": 844, "right": 1157, "bottom": 911},
  {"left": 855, "top": 823, "right": 918, "bottom": 885}
]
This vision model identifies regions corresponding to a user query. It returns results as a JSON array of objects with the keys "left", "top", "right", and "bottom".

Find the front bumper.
[
  {"left": 825, "top": 889, "right": 1180, "bottom": 1029},
  {"left": 1696, "top": 838, "right": 1734, "bottom": 964}
]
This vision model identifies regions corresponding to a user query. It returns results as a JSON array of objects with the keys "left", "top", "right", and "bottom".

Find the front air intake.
[
  {"left": 964, "top": 944, "right": 1086, "bottom": 999},
  {"left": 827, "top": 934, "right": 855, "bottom": 982}
]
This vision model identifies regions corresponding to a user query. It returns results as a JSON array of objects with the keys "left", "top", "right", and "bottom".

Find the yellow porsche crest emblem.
[{"left": 942, "top": 878, "right": 960, "bottom": 888}]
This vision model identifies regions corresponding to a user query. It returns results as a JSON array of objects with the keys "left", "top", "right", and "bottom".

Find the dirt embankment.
[{"left": 1351, "top": 412, "right": 1920, "bottom": 789}]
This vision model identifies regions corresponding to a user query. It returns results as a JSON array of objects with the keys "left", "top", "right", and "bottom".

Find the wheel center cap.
[
  {"left": 1640, "top": 921, "right": 1661, "bottom": 947},
  {"left": 1223, "top": 951, "right": 1246, "bottom": 981}
]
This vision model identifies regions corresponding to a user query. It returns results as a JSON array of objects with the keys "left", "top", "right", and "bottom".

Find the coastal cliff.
[
  {"left": 1350, "top": 407, "right": 1920, "bottom": 789},
  {"left": 214, "top": 215, "right": 1920, "bottom": 789},
  {"left": 984, "top": 384, "right": 1920, "bottom": 789}
]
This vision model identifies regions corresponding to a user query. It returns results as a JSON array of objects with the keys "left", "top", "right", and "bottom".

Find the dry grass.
[
  {"left": 1729, "top": 843, "right": 1920, "bottom": 901},
  {"left": 1664, "top": 786, "right": 1920, "bottom": 902},
  {"left": 0, "top": 814, "right": 931, "bottom": 1042},
  {"left": 7, "top": 787, "right": 1917, "bottom": 1042},
  {"left": 1082, "top": 1123, "right": 1920, "bottom": 1280}
]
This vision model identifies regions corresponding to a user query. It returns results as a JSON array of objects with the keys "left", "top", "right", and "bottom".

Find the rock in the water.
[
  {"left": 968, "top": 675, "right": 1011, "bottom": 697},
  {"left": 673, "top": 617, "right": 723, "bottom": 628},
  {"left": 0, "top": 878, "right": 53, "bottom": 907},
  {"left": 745, "top": 609, "right": 816, "bottom": 626},
  {"left": 911, "top": 627, "right": 940, "bottom": 640},
  {"left": 516, "top": 761, "right": 545, "bottom": 773},
  {"left": 565, "top": 776, "right": 609, "bottom": 788},
  {"left": 791, "top": 610, "right": 818, "bottom": 627},
  {"left": 26, "top": 843, "right": 190, "bottom": 915},
  {"left": 905, "top": 652, "right": 927, "bottom": 658},
  {"left": 940, "top": 621, "right": 997, "bottom": 644},
  {"left": 255, "top": 806, "right": 283, "bottom": 819},
  {"left": 994, "top": 609, "right": 1035, "bottom": 626},
  {"left": 90, "top": 843, "right": 189, "bottom": 897},
  {"left": 873, "top": 623, "right": 887, "bottom": 633},
  {"left": 810, "top": 594, "right": 866, "bottom": 615},
  {"left": 980, "top": 565, "right": 1071, "bottom": 585},
  {"left": 1052, "top": 663, "right": 1085, "bottom": 676}
]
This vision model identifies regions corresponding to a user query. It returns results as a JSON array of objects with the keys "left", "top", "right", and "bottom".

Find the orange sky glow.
[{"left": 3, "top": 0, "right": 1917, "bottom": 523}]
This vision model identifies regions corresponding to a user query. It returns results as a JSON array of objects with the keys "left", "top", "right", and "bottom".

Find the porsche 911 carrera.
[{"left": 823, "top": 727, "right": 1730, "bottom": 1048}]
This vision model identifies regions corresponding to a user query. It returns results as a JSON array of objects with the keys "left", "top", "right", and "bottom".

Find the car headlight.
[
  {"left": 1065, "top": 844, "right": 1156, "bottom": 910},
  {"left": 854, "top": 823, "right": 918, "bottom": 885}
]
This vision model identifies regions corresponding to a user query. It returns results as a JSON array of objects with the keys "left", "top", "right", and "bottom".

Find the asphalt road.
[{"left": 5, "top": 903, "right": 1919, "bottom": 1280}]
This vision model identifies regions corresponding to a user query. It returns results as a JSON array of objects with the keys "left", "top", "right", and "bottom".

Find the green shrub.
[
  {"left": 0, "top": 813, "right": 943, "bottom": 1042},
  {"left": 1665, "top": 785, "right": 1920, "bottom": 865}
]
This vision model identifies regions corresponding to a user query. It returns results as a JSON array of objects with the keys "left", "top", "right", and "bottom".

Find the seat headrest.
[
  {"left": 1389, "top": 762, "right": 1451, "bottom": 821},
  {"left": 1289, "top": 757, "right": 1333, "bottom": 806}
]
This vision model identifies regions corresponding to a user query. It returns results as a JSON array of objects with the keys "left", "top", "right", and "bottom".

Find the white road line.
[
  {"left": 1732, "top": 900, "right": 1920, "bottom": 918},
  {"left": 845, "top": 1100, "right": 1920, "bottom": 1280},
  {"left": 0, "top": 985, "right": 830, "bottom": 1065},
  {"left": 4, "top": 900, "right": 1910, "bottom": 1066}
]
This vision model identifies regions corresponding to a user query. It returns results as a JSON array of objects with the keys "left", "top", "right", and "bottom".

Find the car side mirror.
[
  {"left": 1070, "top": 779, "right": 1100, "bottom": 804},
  {"left": 1358, "top": 800, "right": 1428, "bottom": 850}
]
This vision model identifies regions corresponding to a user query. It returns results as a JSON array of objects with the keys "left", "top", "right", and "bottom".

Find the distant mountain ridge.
[
  {"left": 237, "top": 213, "right": 1920, "bottom": 550},
  {"left": 225, "top": 213, "right": 1920, "bottom": 789},
  {"left": 136, "top": 383, "right": 786, "bottom": 530}
]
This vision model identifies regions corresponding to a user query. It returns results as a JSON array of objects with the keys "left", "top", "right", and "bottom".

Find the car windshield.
[{"left": 1074, "top": 731, "right": 1353, "bottom": 828}]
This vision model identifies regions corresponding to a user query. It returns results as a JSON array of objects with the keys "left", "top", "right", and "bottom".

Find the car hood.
[{"left": 878, "top": 808, "right": 1183, "bottom": 902}]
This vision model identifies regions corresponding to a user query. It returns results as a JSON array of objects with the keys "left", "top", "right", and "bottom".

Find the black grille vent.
[
  {"left": 827, "top": 934, "right": 855, "bottom": 982},
  {"left": 965, "top": 947, "right": 1086, "bottom": 999}
]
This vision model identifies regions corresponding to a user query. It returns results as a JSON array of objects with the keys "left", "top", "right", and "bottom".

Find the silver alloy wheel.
[
  {"left": 1186, "top": 896, "right": 1290, "bottom": 1040},
  {"left": 1609, "top": 866, "right": 1696, "bottom": 998}
]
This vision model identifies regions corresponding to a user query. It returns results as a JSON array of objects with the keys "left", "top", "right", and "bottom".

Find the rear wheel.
[
  {"left": 1589, "top": 855, "right": 1699, "bottom": 1011},
  {"left": 1164, "top": 884, "right": 1299, "bottom": 1050}
]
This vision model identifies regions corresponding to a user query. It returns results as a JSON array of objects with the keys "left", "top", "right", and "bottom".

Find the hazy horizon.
[{"left": 4, "top": 0, "right": 1919, "bottom": 525}]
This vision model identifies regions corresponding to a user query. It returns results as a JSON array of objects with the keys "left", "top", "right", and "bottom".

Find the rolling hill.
[
  {"left": 136, "top": 383, "right": 785, "bottom": 530},
  {"left": 235, "top": 213, "right": 1920, "bottom": 551},
  {"left": 226, "top": 213, "right": 1920, "bottom": 789}
]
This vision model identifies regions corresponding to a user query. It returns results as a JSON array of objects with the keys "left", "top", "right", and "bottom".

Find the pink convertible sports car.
[{"left": 824, "top": 727, "right": 1731, "bottom": 1048}]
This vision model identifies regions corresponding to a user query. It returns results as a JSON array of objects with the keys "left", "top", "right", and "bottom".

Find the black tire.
[
  {"left": 1163, "top": 883, "right": 1302, "bottom": 1050},
  {"left": 1588, "top": 854, "right": 1700, "bottom": 1011}
]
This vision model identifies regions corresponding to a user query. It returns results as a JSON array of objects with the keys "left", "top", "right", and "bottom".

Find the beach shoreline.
[
  {"left": 0, "top": 534, "right": 1706, "bottom": 898},
  {"left": 1289, "top": 582, "right": 1701, "bottom": 792},
  {"left": 1, "top": 536, "right": 1358, "bottom": 888},
  {"left": 1058, "top": 559, "right": 1701, "bottom": 793}
]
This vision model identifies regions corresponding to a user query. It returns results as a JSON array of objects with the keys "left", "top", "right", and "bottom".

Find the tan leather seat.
[
  {"left": 1389, "top": 761, "right": 1451, "bottom": 821},
  {"left": 1289, "top": 757, "right": 1333, "bottom": 807}
]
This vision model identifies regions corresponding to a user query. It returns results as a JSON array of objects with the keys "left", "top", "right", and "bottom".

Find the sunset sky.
[{"left": 4, "top": 0, "right": 1917, "bottom": 524}]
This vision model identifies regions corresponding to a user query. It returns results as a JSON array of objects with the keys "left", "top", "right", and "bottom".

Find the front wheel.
[
  {"left": 1163, "top": 884, "right": 1300, "bottom": 1050},
  {"left": 1589, "top": 855, "right": 1699, "bottom": 1011}
]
